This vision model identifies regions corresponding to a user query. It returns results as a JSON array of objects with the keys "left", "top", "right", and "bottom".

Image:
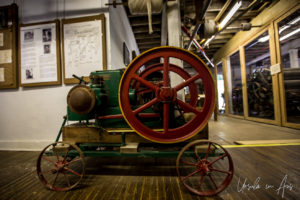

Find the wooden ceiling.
[{"left": 122, "top": 0, "right": 275, "bottom": 61}]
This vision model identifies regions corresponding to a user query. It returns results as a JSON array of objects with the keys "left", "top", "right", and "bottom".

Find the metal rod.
[
  {"left": 182, "top": 26, "right": 214, "bottom": 67},
  {"left": 186, "top": 23, "right": 201, "bottom": 50},
  {"left": 55, "top": 116, "right": 67, "bottom": 142}
]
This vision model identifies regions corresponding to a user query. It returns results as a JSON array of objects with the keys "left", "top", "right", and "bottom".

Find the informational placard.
[
  {"left": 19, "top": 20, "right": 61, "bottom": 86},
  {"left": 62, "top": 14, "right": 107, "bottom": 84},
  {"left": 270, "top": 63, "right": 281, "bottom": 75},
  {"left": 0, "top": 49, "right": 12, "bottom": 63}
]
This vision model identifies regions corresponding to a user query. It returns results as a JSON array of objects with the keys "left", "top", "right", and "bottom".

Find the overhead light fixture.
[
  {"left": 280, "top": 28, "right": 300, "bottom": 41},
  {"left": 258, "top": 16, "right": 300, "bottom": 43},
  {"left": 279, "top": 16, "right": 300, "bottom": 34},
  {"left": 219, "top": 0, "right": 242, "bottom": 29},
  {"left": 258, "top": 35, "right": 269, "bottom": 43}
]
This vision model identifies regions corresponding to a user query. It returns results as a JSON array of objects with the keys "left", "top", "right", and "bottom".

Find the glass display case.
[
  {"left": 244, "top": 31, "right": 274, "bottom": 120},
  {"left": 227, "top": 51, "right": 243, "bottom": 116},
  {"left": 278, "top": 8, "right": 300, "bottom": 124}
]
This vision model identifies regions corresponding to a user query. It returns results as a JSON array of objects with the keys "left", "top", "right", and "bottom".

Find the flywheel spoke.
[
  {"left": 163, "top": 56, "right": 170, "bottom": 87},
  {"left": 177, "top": 99, "right": 200, "bottom": 114},
  {"left": 174, "top": 73, "right": 201, "bottom": 92},
  {"left": 132, "top": 75, "right": 159, "bottom": 92},
  {"left": 133, "top": 98, "right": 159, "bottom": 115},
  {"left": 137, "top": 88, "right": 153, "bottom": 95}
]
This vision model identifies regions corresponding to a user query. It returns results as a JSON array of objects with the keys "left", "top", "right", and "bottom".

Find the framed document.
[
  {"left": 62, "top": 14, "right": 107, "bottom": 84},
  {"left": 19, "top": 20, "right": 61, "bottom": 87},
  {"left": 0, "top": 4, "right": 18, "bottom": 89}
]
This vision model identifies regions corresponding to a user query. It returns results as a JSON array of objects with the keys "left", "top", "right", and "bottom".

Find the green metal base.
[{"left": 46, "top": 147, "right": 223, "bottom": 158}]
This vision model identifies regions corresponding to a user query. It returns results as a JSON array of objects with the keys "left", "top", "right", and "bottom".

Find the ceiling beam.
[{"left": 214, "top": 0, "right": 232, "bottom": 22}]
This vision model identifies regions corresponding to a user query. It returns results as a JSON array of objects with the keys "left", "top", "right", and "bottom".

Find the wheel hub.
[
  {"left": 56, "top": 161, "right": 65, "bottom": 172},
  {"left": 197, "top": 160, "right": 210, "bottom": 174},
  {"left": 158, "top": 87, "right": 176, "bottom": 101}
]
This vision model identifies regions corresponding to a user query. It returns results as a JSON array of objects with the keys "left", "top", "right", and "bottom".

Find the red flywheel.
[{"left": 119, "top": 46, "right": 216, "bottom": 143}]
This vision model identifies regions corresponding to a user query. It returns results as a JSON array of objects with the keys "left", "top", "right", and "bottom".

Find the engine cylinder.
[{"left": 67, "top": 85, "right": 96, "bottom": 115}]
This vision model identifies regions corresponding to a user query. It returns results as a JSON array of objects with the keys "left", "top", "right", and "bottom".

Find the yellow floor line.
[{"left": 222, "top": 143, "right": 300, "bottom": 148}]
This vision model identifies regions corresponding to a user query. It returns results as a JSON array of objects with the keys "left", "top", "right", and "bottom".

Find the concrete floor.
[{"left": 0, "top": 116, "right": 299, "bottom": 200}]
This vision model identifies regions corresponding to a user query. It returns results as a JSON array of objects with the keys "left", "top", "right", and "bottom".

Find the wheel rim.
[
  {"left": 176, "top": 140, "right": 234, "bottom": 196},
  {"left": 36, "top": 142, "right": 85, "bottom": 191},
  {"left": 119, "top": 46, "right": 216, "bottom": 143}
]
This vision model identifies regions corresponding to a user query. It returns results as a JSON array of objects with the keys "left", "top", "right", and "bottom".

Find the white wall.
[
  {"left": 0, "top": 0, "right": 138, "bottom": 150},
  {"left": 109, "top": 3, "right": 139, "bottom": 69}
]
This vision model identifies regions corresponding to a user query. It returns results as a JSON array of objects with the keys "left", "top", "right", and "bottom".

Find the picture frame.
[
  {"left": 62, "top": 14, "right": 107, "bottom": 84},
  {"left": 0, "top": 4, "right": 18, "bottom": 89},
  {"left": 19, "top": 20, "right": 61, "bottom": 87}
]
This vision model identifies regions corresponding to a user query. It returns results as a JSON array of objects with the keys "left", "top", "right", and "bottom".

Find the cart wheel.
[
  {"left": 176, "top": 140, "right": 233, "bottom": 196},
  {"left": 37, "top": 142, "right": 85, "bottom": 191}
]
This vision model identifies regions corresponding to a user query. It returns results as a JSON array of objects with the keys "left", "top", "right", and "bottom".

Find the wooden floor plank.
[{"left": 0, "top": 145, "right": 299, "bottom": 199}]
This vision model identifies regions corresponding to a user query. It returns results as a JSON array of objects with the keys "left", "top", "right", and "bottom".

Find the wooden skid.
[{"left": 62, "top": 123, "right": 208, "bottom": 144}]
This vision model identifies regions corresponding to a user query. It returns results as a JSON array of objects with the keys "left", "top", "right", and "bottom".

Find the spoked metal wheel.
[
  {"left": 37, "top": 142, "right": 85, "bottom": 191},
  {"left": 119, "top": 46, "right": 216, "bottom": 143},
  {"left": 176, "top": 140, "right": 233, "bottom": 196}
]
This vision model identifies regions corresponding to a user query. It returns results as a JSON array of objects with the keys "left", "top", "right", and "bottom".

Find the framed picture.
[
  {"left": 0, "top": 4, "right": 18, "bottom": 89},
  {"left": 62, "top": 14, "right": 107, "bottom": 84},
  {"left": 19, "top": 20, "right": 61, "bottom": 87}
]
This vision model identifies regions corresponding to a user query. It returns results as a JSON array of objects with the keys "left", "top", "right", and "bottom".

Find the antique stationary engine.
[
  {"left": 65, "top": 46, "right": 216, "bottom": 143},
  {"left": 37, "top": 47, "right": 234, "bottom": 196}
]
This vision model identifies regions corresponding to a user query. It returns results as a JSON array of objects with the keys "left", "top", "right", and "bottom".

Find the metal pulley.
[{"left": 199, "top": 19, "right": 218, "bottom": 39}]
